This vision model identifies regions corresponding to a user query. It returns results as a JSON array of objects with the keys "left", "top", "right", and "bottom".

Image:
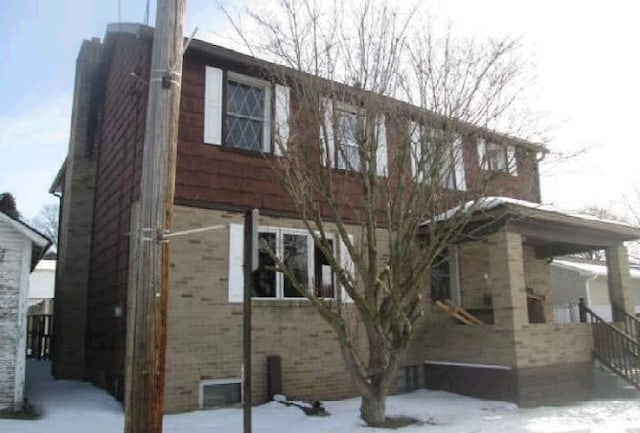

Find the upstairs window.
[
  {"left": 477, "top": 138, "right": 517, "bottom": 175},
  {"left": 409, "top": 122, "right": 466, "bottom": 191},
  {"left": 226, "top": 76, "right": 269, "bottom": 151},
  {"left": 204, "top": 67, "right": 290, "bottom": 154},
  {"left": 320, "top": 98, "right": 388, "bottom": 176},
  {"left": 336, "top": 109, "right": 362, "bottom": 171}
]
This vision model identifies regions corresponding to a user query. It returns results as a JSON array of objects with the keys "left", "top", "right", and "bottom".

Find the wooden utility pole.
[{"left": 124, "top": 1, "right": 185, "bottom": 433}]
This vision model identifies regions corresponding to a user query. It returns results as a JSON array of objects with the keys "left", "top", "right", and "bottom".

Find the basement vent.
[{"left": 200, "top": 379, "right": 242, "bottom": 409}]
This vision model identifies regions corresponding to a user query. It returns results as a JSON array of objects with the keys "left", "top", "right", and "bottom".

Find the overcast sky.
[{"left": 1, "top": 0, "right": 639, "bottom": 221}]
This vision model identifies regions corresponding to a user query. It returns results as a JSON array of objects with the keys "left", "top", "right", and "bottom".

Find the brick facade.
[
  {"left": 52, "top": 38, "right": 103, "bottom": 380},
  {"left": 164, "top": 205, "right": 373, "bottom": 412}
]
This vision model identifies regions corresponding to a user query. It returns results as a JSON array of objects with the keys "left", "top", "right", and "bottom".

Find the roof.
[
  {"left": 423, "top": 196, "right": 640, "bottom": 258},
  {"left": 103, "top": 23, "right": 548, "bottom": 155},
  {"left": 34, "top": 259, "right": 56, "bottom": 271},
  {"left": 553, "top": 258, "right": 640, "bottom": 279},
  {"left": 426, "top": 196, "right": 639, "bottom": 236},
  {"left": 0, "top": 210, "right": 52, "bottom": 270}
]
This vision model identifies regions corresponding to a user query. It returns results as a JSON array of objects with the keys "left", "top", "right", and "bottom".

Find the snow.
[
  {"left": 3, "top": 361, "right": 640, "bottom": 433},
  {"left": 423, "top": 196, "right": 638, "bottom": 229}
]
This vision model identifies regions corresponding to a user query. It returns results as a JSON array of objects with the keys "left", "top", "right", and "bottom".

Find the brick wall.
[
  {"left": 84, "top": 33, "right": 150, "bottom": 396},
  {"left": 164, "top": 205, "right": 375, "bottom": 412},
  {"left": 514, "top": 323, "right": 593, "bottom": 368},
  {"left": 53, "top": 38, "right": 103, "bottom": 380}
]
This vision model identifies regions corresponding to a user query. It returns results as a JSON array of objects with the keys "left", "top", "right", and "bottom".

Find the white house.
[
  {"left": 28, "top": 259, "right": 56, "bottom": 314},
  {"left": 551, "top": 257, "right": 640, "bottom": 322},
  {"left": 0, "top": 210, "right": 50, "bottom": 413}
]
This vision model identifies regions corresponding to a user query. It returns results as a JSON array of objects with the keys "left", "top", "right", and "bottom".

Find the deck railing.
[{"left": 579, "top": 300, "right": 640, "bottom": 389}]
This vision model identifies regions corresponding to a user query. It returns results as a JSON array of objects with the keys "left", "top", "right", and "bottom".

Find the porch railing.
[
  {"left": 579, "top": 300, "right": 640, "bottom": 389},
  {"left": 611, "top": 303, "right": 640, "bottom": 342}
]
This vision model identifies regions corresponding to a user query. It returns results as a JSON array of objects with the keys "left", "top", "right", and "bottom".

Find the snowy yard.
[{"left": 2, "top": 361, "right": 640, "bottom": 433}]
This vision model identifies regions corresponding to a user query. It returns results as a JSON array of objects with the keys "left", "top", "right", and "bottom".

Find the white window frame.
[
  {"left": 335, "top": 104, "right": 362, "bottom": 172},
  {"left": 254, "top": 226, "right": 337, "bottom": 300},
  {"left": 478, "top": 138, "right": 517, "bottom": 175},
  {"left": 320, "top": 99, "right": 387, "bottom": 176},
  {"left": 199, "top": 378, "right": 242, "bottom": 409},
  {"left": 410, "top": 123, "right": 466, "bottom": 191},
  {"left": 225, "top": 71, "right": 272, "bottom": 153}
]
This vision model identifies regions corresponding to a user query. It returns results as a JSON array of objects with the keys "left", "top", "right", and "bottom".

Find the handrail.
[
  {"left": 579, "top": 299, "right": 640, "bottom": 389},
  {"left": 611, "top": 303, "right": 640, "bottom": 342}
]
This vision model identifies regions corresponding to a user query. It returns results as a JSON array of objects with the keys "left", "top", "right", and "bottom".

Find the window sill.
[
  {"left": 204, "top": 142, "right": 278, "bottom": 158},
  {"left": 481, "top": 168, "right": 517, "bottom": 177},
  {"left": 252, "top": 298, "right": 336, "bottom": 307}
]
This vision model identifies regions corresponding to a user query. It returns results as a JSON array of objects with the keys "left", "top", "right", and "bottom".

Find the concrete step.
[{"left": 593, "top": 361, "right": 640, "bottom": 399}]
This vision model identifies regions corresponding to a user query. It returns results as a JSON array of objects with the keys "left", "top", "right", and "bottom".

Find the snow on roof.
[
  {"left": 553, "top": 259, "right": 640, "bottom": 279},
  {"left": 422, "top": 196, "right": 637, "bottom": 229},
  {"left": 0, "top": 210, "right": 50, "bottom": 247}
]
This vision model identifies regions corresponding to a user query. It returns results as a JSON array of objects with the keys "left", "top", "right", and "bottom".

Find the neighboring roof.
[
  {"left": 0, "top": 210, "right": 52, "bottom": 270},
  {"left": 34, "top": 259, "right": 56, "bottom": 271},
  {"left": 553, "top": 258, "right": 640, "bottom": 279},
  {"left": 103, "top": 23, "right": 548, "bottom": 155}
]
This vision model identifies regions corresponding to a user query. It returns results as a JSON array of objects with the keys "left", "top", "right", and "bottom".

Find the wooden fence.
[{"left": 26, "top": 314, "right": 54, "bottom": 360}]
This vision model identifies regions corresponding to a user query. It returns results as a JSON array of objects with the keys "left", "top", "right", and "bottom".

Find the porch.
[{"left": 412, "top": 198, "right": 640, "bottom": 403}]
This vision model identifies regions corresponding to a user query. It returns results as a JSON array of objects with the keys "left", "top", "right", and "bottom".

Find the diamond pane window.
[{"left": 226, "top": 79, "right": 266, "bottom": 151}]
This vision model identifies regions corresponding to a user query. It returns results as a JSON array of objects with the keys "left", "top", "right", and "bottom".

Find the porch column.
[
  {"left": 605, "top": 243, "right": 635, "bottom": 320},
  {"left": 488, "top": 231, "right": 528, "bottom": 329}
]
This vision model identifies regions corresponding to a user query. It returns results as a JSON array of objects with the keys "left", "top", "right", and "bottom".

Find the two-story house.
[{"left": 51, "top": 23, "right": 640, "bottom": 413}]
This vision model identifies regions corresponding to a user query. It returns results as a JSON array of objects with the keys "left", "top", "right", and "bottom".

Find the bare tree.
[
  {"left": 0, "top": 192, "right": 21, "bottom": 220},
  {"left": 570, "top": 205, "right": 631, "bottom": 261},
  {"left": 31, "top": 203, "right": 59, "bottom": 251},
  {"left": 225, "top": 0, "right": 540, "bottom": 425}
]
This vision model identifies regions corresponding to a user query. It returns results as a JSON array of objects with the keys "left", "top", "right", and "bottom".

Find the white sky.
[{"left": 1, "top": 0, "right": 638, "bottom": 220}]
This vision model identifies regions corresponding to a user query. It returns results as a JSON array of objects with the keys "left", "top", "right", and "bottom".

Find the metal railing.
[
  {"left": 611, "top": 303, "right": 640, "bottom": 342},
  {"left": 579, "top": 300, "right": 640, "bottom": 389}
]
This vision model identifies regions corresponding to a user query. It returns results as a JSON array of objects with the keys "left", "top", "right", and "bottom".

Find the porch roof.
[{"left": 429, "top": 197, "right": 640, "bottom": 259}]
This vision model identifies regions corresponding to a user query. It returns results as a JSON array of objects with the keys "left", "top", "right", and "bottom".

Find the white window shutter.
[
  {"left": 274, "top": 84, "right": 291, "bottom": 156},
  {"left": 507, "top": 145, "right": 518, "bottom": 176},
  {"left": 320, "top": 97, "right": 335, "bottom": 167},
  {"left": 477, "top": 138, "right": 487, "bottom": 170},
  {"left": 376, "top": 115, "right": 388, "bottom": 176},
  {"left": 204, "top": 66, "right": 223, "bottom": 145},
  {"left": 453, "top": 135, "right": 466, "bottom": 191},
  {"left": 339, "top": 234, "right": 355, "bottom": 303},
  {"left": 409, "top": 121, "right": 422, "bottom": 181},
  {"left": 228, "top": 223, "right": 244, "bottom": 303}
]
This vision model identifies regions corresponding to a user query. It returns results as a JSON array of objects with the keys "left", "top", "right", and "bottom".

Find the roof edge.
[
  {"left": 0, "top": 211, "right": 51, "bottom": 248},
  {"left": 103, "top": 23, "right": 547, "bottom": 154}
]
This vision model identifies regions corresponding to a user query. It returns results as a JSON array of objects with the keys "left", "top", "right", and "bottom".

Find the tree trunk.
[{"left": 360, "top": 389, "right": 386, "bottom": 426}]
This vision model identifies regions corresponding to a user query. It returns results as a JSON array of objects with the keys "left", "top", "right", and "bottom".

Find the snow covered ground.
[{"left": 2, "top": 361, "right": 640, "bottom": 433}]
